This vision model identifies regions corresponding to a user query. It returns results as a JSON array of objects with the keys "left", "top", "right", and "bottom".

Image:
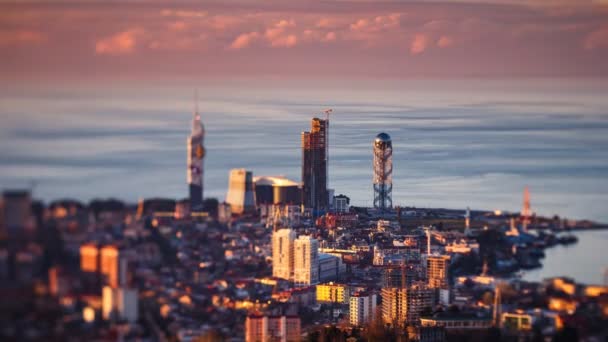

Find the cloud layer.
[{"left": 1, "top": 0, "right": 608, "bottom": 80}]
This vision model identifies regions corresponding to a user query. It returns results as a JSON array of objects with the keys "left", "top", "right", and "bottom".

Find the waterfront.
[
  {"left": 2, "top": 79, "right": 608, "bottom": 222},
  {"left": 522, "top": 229, "right": 608, "bottom": 285}
]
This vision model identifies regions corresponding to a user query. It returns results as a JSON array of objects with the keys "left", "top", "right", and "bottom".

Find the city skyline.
[
  {"left": 2, "top": 78, "right": 608, "bottom": 222},
  {"left": 2, "top": 1, "right": 608, "bottom": 341}
]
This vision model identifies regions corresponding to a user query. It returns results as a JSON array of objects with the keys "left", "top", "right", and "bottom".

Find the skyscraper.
[
  {"left": 302, "top": 117, "right": 328, "bottom": 212},
  {"left": 272, "top": 228, "right": 297, "bottom": 280},
  {"left": 293, "top": 235, "right": 319, "bottom": 286},
  {"left": 187, "top": 101, "right": 205, "bottom": 211},
  {"left": 373, "top": 133, "right": 393, "bottom": 211},
  {"left": 225, "top": 169, "right": 256, "bottom": 215}
]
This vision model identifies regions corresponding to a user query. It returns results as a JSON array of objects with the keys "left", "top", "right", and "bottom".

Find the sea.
[{"left": 521, "top": 229, "right": 608, "bottom": 285}]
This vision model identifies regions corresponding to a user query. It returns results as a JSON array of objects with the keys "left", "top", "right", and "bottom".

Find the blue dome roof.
[{"left": 375, "top": 132, "right": 391, "bottom": 143}]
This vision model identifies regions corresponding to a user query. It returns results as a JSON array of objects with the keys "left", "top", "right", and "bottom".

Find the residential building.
[
  {"left": 317, "top": 282, "right": 350, "bottom": 304},
  {"left": 382, "top": 282, "right": 435, "bottom": 327},
  {"left": 294, "top": 235, "right": 319, "bottom": 286},
  {"left": 350, "top": 291, "right": 377, "bottom": 326},
  {"left": 102, "top": 286, "right": 138, "bottom": 322},
  {"left": 272, "top": 229, "right": 296, "bottom": 281},
  {"left": 245, "top": 313, "right": 301, "bottom": 342},
  {"left": 427, "top": 254, "right": 450, "bottom": 289}
]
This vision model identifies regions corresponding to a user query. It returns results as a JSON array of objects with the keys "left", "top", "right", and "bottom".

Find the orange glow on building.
[
  {"left": 100, "top": 245, "right": 121, "bottom": 288},
  {"left": 80, "top": 244, "right": 99, "bottom": 273}
]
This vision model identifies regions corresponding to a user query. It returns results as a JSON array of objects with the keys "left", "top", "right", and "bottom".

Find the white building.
[
  {"left": 102, "top": 286, "right": 138, "bottom": 322},
  {"left": 350, "top": 291, "right": 377, "bottom": 326},
  {"left": 272, "top": 229, "right": 296, "bottom": 280},
  {"left": 293, "top": 235, "right": 319, "bottom": 286},
  {"left": 333, "top": 195, "right": 350, "bottom": 213}
]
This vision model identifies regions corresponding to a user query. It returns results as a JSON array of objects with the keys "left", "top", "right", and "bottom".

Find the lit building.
[
  {"left": 245, "top": 313, "right": 301, "bottom": 342},
  {"left": 100, "top": 245, "right": 127, "bottom": 288},
  {"left": 254, "top": 176, "right": 301, "bottom": 206},
  {"left": 80, "top": 243, "right": 99, "bottom": 273},
  {"left": 187, "top": 101, "right": 205, "bottom": 211},
  {"left": 382, "top": 282, "right": 435, "bottom": 327},
  {"left": 294, "top": 235, "right": 319, "bottom": 286},
  {"left": 272, "top": 229, "right": 297, "bottom": 280},
  {"left": 426, "top": 255, "right": 450, "bottom": 289},
  {"left": 302, "top": 117, "right": 328, "bottom": 212},
  {"left": 226, "top": 168, "right": 256, "bottom": 215},
  {"left": 350, "top": 291, "right": 377, "bottom": 326},
  {"left": 317, "top": 282, "right": 350, "bottom": 304},
  {"left": 49, "top": 266, "right": 71, "bottom": 297},
  {"left": 102, "top": 286, "right": 138, "bottom": 322},
  {"left": 373, "top": 133, "right": 393, "bottom": 211}
]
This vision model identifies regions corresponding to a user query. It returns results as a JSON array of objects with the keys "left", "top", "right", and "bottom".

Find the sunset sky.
[{"left": 2, "top": 0, "right": 608, "bottom": 82}]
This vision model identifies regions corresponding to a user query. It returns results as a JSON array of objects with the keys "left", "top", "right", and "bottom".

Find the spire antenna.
[{"left": 194, "top": 89, "right": 199, "bottom": 115}]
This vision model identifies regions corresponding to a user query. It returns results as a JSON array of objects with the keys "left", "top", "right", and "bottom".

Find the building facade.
[
  {"left": 382, "top": 282, "right": 435, "bottom": 327},
  {"left": 426, "top": 254, "right": 451, "bottom": 289},
  {"left": 245, "top": 314, "right": 301, "bottom": 342},
  {"left": 350, "top": 291, "right": 377, "bottom": 326},
  {"left": 100, "top": 245, "right": 127, "bottom": 288},
  {"left": 317, "top": 282, "right": 350, "bottom": 304},
  {"left": 102, "top": 286, "right": 138, "bottom": 322},
  {"left": 293, "top": 235, "right": 319, "bottom": 286},
  {"left": 302, "top": 118, "right": 328, "bottom": 212},
  {"left": 226, "top": 168, "right": 256, "bottom": 215},
  {"left": 272, "top": 229, "right": 297, "bottom": 281},
  {"left": 318, "top": 253, "right": 344, "bottom": 283},
  {"left": 80, "top": 243, "right": 99, "bottom": 273}
]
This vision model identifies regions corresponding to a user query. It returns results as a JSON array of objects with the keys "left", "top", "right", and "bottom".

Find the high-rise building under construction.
[{"left": 302, "top": 117, "right": 328, "bottom": 212}]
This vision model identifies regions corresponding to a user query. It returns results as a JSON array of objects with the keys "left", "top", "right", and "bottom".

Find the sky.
[{"left": 2, "top": 0, "right": 608, "bottom": 82}]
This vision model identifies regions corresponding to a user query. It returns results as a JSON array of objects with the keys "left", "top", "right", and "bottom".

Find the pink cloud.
[
  {"left": 160, "top": 9, "right": 207, "bottom": 18},
  {"left": 583, "top": 25, "right": 608, "bottom": 50},
  {"left": 410, "top": 34, "right": 429, "bottom": 54},
  {"left": 167, "top": 21, "right": 187, "bottom": 31},
  {"left": 437, "top": 35, "right": 454, "bottom": 48},
  {"left": 270, "top": 34, "right": 297, "bottom": 48},
  {"left": 323, "top": 32, "right": 337, "bottom": 42},
  {"left": 230, "top": 31, "right": 259, "bottom": 49},
  {"left": 0, "top": 30, "right": 45, "bottom": 46},
  {"left": 95, "top": 29, "right": 143, "bottom": 55}
]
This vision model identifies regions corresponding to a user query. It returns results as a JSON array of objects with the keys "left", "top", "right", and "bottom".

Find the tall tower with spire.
[{"left": 187, "top": 93, "right": 205, "bottom": 211}]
